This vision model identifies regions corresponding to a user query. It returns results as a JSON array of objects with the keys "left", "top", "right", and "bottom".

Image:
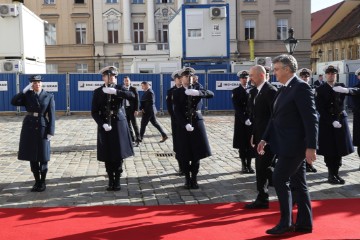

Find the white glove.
[
  {"left": 102, "top": 87, "right": 117, "bottom": 95},
  {"left": 23, "top": 83, "right": 32, "bottom": 94},
  {"left": 245, "top": 119, "right": 252, "bottom": 126},
  {"left": 185, "top": 123, "right": 194, "bottom": 132},
  {"left": 333, "top": 86, "right": 349, "bottom": 94},
  {"left": 102, "top": 123, "right": 112, "bottom": 131},
  {"left": 185, "top": 89, "right": 200, "bottom": 96},
  {"left": 47, "top": 134, "right": 52, "bottom": 141},
  {"left": 332, "top": 121, "right": 342, "bottom": 128}
]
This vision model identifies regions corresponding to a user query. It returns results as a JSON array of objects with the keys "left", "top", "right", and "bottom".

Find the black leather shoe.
[
  {"left": 160, "top": 136, "right": 168, "bottom": 143},
  {"left": 244, "top": 201, "right": 269, "bottom": 209},
  {"left": 37, "top": 182, "right": 46, "bottom": 192},
  {"left": 266, "top": 225, "right": 294, "bottom": 235},
  {"left": 294, "top": 226, "right": 312, "bottom": 233},
  {"left": 328, "top": 176, "right": 341, "bottom": 184},
  {"left": 31, "top": 182, "right": 39, "bottom": 192},
  {"left": 306, "top": 166, "right": 317, "bottom": 173},
  {"left": 247, "top": 167, "right": 255, "bottom": 174}
]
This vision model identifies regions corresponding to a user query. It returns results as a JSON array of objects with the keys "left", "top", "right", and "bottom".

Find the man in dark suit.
[
  {"left": 123, "top": 76, "right": 141, "bottom": 146},
  {"left": 245, "top": 65, "right": 277, "bottom": 209},
  {"left": 11, "top": 75, "right": 55, "bottom": 192},
  {"left": 316, "top": 65, "right": 359, "bottom": 184},
  {"left": 172, "top": 67, "right": 214, "bottom": 189},
  {"left": 352, "top": 68, "right": 360, "bottom": 164},
  {"left": 166, "top": 70, "right": 183, "bottom": 175},
  {"left": 232, "top": 70, "right": 255, "bottom": 174},
  {"left": 258, "top": 55, "right": 318, "bottom": 235},
  {"left": 313, "top": 74, "right": 324, "bottom": 88},
  {"left": 139, "top": 81, "right": 168, "bottom": 143},
  {"left": 91, "top": 66, "right": 135, "bottom": 191}
]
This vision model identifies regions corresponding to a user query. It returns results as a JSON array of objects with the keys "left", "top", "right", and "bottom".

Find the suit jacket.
[
  {"left": 166, "top": 86, "right": 177, "bottom": 119},
  {"left": 125, "top": 86, "right": 139, "bottom": 112},
  {"left": 140, "top": 88, "right": 157, "bottom": 115},
  {"left": 263, "top": 77, "right": 318, "bottom": 157},
  {"left": 249, "top": 82, "right": 277, "bottom": 144},
  {"left": 11, "top": 89, "right": 55, "bottom": 162}
]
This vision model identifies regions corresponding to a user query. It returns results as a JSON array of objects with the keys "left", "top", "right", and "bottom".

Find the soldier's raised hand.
[
  {"left": 23, "top": 83, "right": 33, "bottom": 94},
  {"left": 185, "top": 123, "right": 194, "bottom": 132},
  {"left": 245, "top": 119, "right": 252, "bottom": 126},
  {"left": 102, "top": 87, "right": 117, "bottom": 95},
  {"left": 333, "top": 86, "right": 349, "bottom": 94},
  {"left": 185, "top": 89, "right": 200, "bottom": 96}
]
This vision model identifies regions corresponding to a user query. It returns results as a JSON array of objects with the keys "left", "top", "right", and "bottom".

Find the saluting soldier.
[
  {"left": 11, "top": 75, "right": 55, "bottom": 192},
  {"left": 172, "top": 67, "right": 214, "bottom": 189},
  {"left": 91, "top": 66, "right": 135, "bottom": 191},
  {"left": 298, "top": 68, "right": 317, "bottom": 173},
  {"left": 315, "top": 65, "right": 359, "bottom": 184},
  {"left": 232, "top": 70, "right": 255, "bottom": 174},
  {"left": 166, "top": 70, "right": 184, "bottom": 175}
]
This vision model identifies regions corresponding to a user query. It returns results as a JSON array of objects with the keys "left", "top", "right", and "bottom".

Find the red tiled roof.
[
  {"left": 313, "top": 4, "right": 360, "bottom": 44},
  {"left": 311, "top": 2, "right": 343, "bottom": 36}
]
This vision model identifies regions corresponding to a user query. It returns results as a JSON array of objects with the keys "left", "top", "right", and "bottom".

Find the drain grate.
[{"left": 155, "top": 153, "right": 174, "bottom": 157}]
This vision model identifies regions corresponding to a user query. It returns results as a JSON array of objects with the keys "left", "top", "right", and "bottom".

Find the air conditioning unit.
[
  {"left": 210, "top": 6, "right": 226, "bottom": 19},
  {"left": 254, "top": 57, "right": 272, "bottom": 68},
  {"left": 0, "top": 4, "right": 19, "bottom": 17},
  {"left": 0, "top": 60, "right": 22, "bottom": 73}
]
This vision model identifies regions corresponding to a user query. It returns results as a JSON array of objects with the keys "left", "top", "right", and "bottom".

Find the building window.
[
  {"left": 105, "top": 62, "right": 119, "bottom": 69},
  {"left": 107, "top": 21, "right": 118, "bottom": 44},
  {"left": 244, "top": 0, "right": 256, "bottom": 2},
  {"left": 357, "top": 45, "right": 360, "bottom": 59},
  {"left": 349, "top": 46, "right": 353, "bottom": 60},
  {"left": 45, "top": 23, "right": 56, "bottom": 45},
  {"left": 157, "top": 24, "right": 169, "bottom": 50},
  {"left": 185, "top": 0, "right": 197, "bottom": 3},
  {"left": 75, "top": 23, "right": 86, "bottom": 44},
  {"left": 46, "top": 64, "right": 58, "bottom": 73},
  {"left": 132, "top": 0, "right": 144, "bottom": 3},
  {"left": 334, "top": 49, "right": 339, "bottom": 61},
  {"left": 342, "top": 48, "right": 346, "bottom": 60},
  {"left": 277, "top": 19, "right": 288, "bottom": 40},
  {"left": 156, "top": 0, "right": 173, "bottom": 3},
  {"left": 106, "top": 0, "right": 118, "bottom": 3},
  {"left": 244, "top": 19, "right": 255, "bottom": 40},
  {"left": 76, "top": 63, "right": 88, "bottom": 73},
  {"left": 187, "top": 29, "right": 201, "bottom": 38},
  {"left": 327, "top": 50, "right": 333, "bottom": 62},
  {"left": 44, "top": 0, "right": 55, "bottom": 4},
  {"left": 133, "top": 22, "right": 145, "bottom": 50},
  {"left": 74, "top": 0, "right": 85, "bottom": 3}
]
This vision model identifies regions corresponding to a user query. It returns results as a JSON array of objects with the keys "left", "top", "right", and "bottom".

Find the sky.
[{"left": 311, "top": 0, "right": 344, "bottom": 13}]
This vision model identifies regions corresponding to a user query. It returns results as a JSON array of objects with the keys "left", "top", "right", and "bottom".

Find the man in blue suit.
[{"left": 258, "top": 54, "right": 318, "bottom": 235}]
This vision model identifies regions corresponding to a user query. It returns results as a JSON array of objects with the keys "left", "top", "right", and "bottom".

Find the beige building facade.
[{"left": 1, "top": 0, "right": 311, "bottom": 73}]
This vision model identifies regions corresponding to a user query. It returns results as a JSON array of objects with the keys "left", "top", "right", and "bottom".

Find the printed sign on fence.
[
  {"left": 78, "top": 81, "right": 104, "bottom": 91},
  {"left": 0, "top": 81, "right": 8, "bottom": 91},
  {"left": 216, "top": 81, "right": 240, "bottom": 90},
  {"left": 42, "top": 82, "right": 58, "bottom": 92}
]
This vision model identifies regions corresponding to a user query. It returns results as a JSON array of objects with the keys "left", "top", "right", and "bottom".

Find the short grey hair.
[{"left": 272, "top": 54, "right": 298, "bottom": 73}]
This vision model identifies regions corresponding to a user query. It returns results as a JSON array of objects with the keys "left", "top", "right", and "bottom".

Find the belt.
[{"left": 26, "top": 112, "right": 41, "bottom": 117}]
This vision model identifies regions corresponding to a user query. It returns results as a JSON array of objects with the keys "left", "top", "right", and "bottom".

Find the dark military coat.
[
  {"left": 315, "top": 83, "right": 354, "bottom": 157},
  {"left": 231, "top": 85, "right": 253, "bottom": 153},
  {"left": 166, "top": 86, "right": 178, "bottom": 153},
  {"left": 352, "top": 82, "right": 360, "bottom": 146},
  {"left": 91, "top": 84, "right": 135, "bottom": 162},
  {"left": 11, "top": 89, "right": 55, "bottom": 162},
  {"left": 172, "top": 86, "right": 214, "bottom": 160}
]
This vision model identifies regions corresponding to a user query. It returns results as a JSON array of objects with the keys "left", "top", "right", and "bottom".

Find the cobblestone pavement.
[{"left": 0, "top": 113, "right": 359, "bottom": 208}]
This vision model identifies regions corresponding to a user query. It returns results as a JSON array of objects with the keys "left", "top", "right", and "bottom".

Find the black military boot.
[
  {"left": 328, "top": 168, "right": 340, "bottom": 184},
  {"left": 113, "top": 171, "right": 121, "bottom": 191},
  {"left": 334, "top": 167, "right": 345, "bottom": 184},
  {"left": 190, "top": 173, "right": 199, "bottom": 189},
  {"left": 246, "top": 158, "right": 255, "bottom": 174},
  {"left": 184, "top": 173, "right": 191, "bottom": 189},
  {"left": 37, "top": 171, "right": 47, "bottom": 192},
  {"left": 31, "top": 172, "right": 40, "bottom": 192},
  {"left": 107, "top": 172, "right": 114, "bottom": 191},
  {"left": 241, "top": 158, "right": 249, "bottom": 173}
]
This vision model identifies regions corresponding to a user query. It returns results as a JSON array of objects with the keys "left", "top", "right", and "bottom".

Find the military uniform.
[
  {"left": 11, "top": 75, "right": 55, "bottom": 192},
  {"left": 91, "top": 66, "right": 135, "bottom": 191},
  {"left": 173, "top": 67, "right": 214, "bottom": 189},
  {"left": 315, "top": 65, "right": 357, "bottom": 184},
  {"left": 352, "top": 68, "right": 360, "bottom": 158},
  {"left": 232, "top": 70, "right": 255, "bottom": 173}
]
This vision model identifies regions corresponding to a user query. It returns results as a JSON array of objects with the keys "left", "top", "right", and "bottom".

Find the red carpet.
[{"left": 1, "top": 198, "right": 359, "bottom": 240}]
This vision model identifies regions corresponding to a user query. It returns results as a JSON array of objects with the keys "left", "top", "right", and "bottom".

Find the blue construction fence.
[{"left": 0, "top": 73, "right": 358, "bottom": 113}]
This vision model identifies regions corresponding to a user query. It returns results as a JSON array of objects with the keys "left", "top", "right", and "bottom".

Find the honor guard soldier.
[
  {"left": 298, "top": 68, "right": 318, "bottom": 173},
  {"left": 91, "top": 66, "right": 135, "bottom": 191},
  {"left": 172, "top": 67, "right": 214, "bottom": 189},
  {"left": 166, "top": 70, "right": 184, "bottom": 175},
  {"left": 232, "top": 70, "right": 255, "bottom": 174},
  {"left": 352, "top": 68, "right": 360, "bottom": 164},
  {"left": 11, "top": 75, "right": 55, "bottom": 192},
  {"left": 315, "top": 65, "right": 360, "bottom": 184}
]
